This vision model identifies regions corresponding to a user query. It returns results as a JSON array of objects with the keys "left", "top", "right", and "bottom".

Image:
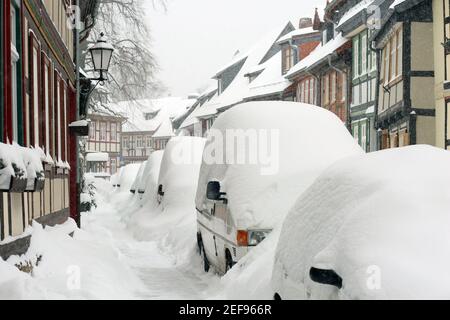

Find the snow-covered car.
[
  {"left": 137, "top": 150, "right": 164, "bottom": 199},
  {"left": 130, "top": 161, "right": 147, "bottom": 194},
  {"left": 272, "top": 145, "right": 450, "bottom": 300},
  {"left": 157, "top": 137, "right": 206, "bottom": 209},
  {"left": 196, "top": 101, "right": 363, "bottom": 275},
  {"left": 117, "top": 164, "right": 141, "bottom": 192}
]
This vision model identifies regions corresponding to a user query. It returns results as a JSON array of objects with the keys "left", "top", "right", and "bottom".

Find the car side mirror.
[
  {"left": 158, "top": 184, "right": 165, "bottom": 197},
  {"left": 309, "top": 267, "right": 343, "bottom": 289},
  {"left": 207, "top": 181, "right": 227, "bottom": 203},
  {"left": 207, "top": 181, "right": 221, "bottom": 200}
]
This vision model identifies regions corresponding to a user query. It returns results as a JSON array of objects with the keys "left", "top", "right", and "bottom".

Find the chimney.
[
  {"left": 299, "top": 17, "right": 313, "bottom": 29},
  {"left": 313, "top": 8, "right": 322, "bottom": 30}
]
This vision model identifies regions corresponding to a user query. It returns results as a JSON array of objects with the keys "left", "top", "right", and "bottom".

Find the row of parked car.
[{"left": 111, "top": 101, "right": 450, "bottom": 300}]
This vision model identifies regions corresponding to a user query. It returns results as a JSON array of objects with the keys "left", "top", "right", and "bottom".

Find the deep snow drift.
[{"left": 274, "top": 145, "right": 450, "bottom": 300}]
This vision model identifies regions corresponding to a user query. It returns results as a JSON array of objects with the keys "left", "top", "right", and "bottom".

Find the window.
[
  {"left": 56, "top": 74, "right": 62, "bottom": 161},
  {"left": 11, "top": 5, "right": 19, "bottom": 142},
  {"left": 137, "top": 136, "right": 143, "bottom": 148},
  {"left": 396, "top": 29, "right": 403, "bottom": 77},
  {"left": 283, "top": 47, "right": 294, "bottom": 73},
  {"left": 32, "top": 45, "right": 40, "bottom": 147},
  {"left": 90, "top": 121, "right": 96, "bottom": 139},
  {"left": 361, "top": 33, "right": 367, "bottom": 75},
  {"left": 100, "top": 122, "right": 107, "bottom": 141},
  {"left": 341, "top": 73, "right": 347, "bottom": 102},
  {"left": 323, "top": 75, "right": 329, "bottom": 104},
  {"left": 147, "top": 136, "right": 152, "bottom": 148},
  {"left": 298, "top": 82, "right": 304, "bottom": 102},
  {"left": 361, "top": 122, "right": 367, "bottom": 152},
  {"left": 123, "top": 136, "right": 129, "bottom": 149},
  {"left": 331, "top": 72, "right": 336, "bottom": 103},
  {"left": 42, "top": 58, "right": 52, "bottom": 154},
  {"left": 383, "top": 41, "right": 390, "bottom": 85},
  {"left": 111, "top": 158, "right": 117, "bottom": 174},
  {"left": 111, "top": 123, "right": 117, "bottom": 141},
  {"left": 353, "top": 37, "right": 359, "bottom": 79},
  {"left": 309, "top": 78, "right": 314, "bottom": 105},
  {"left": 390, "top": 37, "right": 396, "bottom": 80}
]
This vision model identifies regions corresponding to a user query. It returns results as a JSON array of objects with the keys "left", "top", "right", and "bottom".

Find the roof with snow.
[
  {"left": 277, "top": 27, "right": 319, "bottom": 44},
  {"left": 105, "top": 97, "right": 196, "bottom": 133},
  {"left": 153, "top": 117, "right": 175, "bottom": 139},
  {"left": 186, "top": 22, "right": 294, "bottom": 120},
  {"left": 286, "top": 33, "right": 349, "bottom": 79}
]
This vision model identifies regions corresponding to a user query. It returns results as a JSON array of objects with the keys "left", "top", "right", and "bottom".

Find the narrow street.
[{"left": 81, "top": 184, "right": 218, "bottom": 300}]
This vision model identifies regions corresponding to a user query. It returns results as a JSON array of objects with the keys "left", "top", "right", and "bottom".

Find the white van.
[{"left": 195, "top": 101, "right": 363, "bottom": 275}]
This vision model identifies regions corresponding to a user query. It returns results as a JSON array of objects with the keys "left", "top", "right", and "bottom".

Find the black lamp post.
[{"left": 89, "top": 32, "right": 114, "bottom": 82}]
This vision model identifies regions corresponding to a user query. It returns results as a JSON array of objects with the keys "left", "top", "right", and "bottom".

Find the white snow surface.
[
  {"left": 130, "top": 161, "right": 147, "bottom": 192},
  {"left": 85, "top": 152, "right": 109, "bottom": 162},
  {"left": 196, "top": 101, "right": 363, "bottom": 230},
  {"left": 118, "top": 164, "right": 141, "bottom": 192},
  {"left": 274, "top": 145, "right": 450, "bottom": 300},
  {"left": 137, "top": 150, "right": 164, "bottom": 194}
]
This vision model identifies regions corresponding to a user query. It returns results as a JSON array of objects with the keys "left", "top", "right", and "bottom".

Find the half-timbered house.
[
  {"left": 0, "top": 0, "right": 98, "bottom": 259},
  {"left": 374, "top": 0, "right": 436, "bottom": 149}
]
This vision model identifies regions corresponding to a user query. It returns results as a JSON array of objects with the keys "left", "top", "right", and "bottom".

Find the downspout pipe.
[
  {"left": 369, "top": 39, "right": 382, "bottom": 150},
  {"left": 327, "top": 54, "right": 351, "bottom": 130}
]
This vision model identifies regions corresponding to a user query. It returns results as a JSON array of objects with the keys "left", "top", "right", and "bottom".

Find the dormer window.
[{"left": 282, "top": 46, "right": 294, "bottom": 74}]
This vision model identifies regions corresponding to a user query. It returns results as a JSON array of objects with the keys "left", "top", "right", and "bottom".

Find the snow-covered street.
[{"left": 82, "top": 184, "right": 218, "bottom": 300}]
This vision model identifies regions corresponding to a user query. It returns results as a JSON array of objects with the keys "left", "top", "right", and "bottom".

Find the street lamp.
[
  {"left": 72, "top": 32, "right": 114, "bottom": 228},
  {"left": 89, "top": 32, "right": 114, "bottom": 82}
]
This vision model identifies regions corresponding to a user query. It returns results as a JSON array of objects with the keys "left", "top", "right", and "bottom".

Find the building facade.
[
  {"left": 0, "top": 0, "right": 93, "bottom": 255},
  {"left": 375, "top": 0, "right": 436, "bottom": 149},
  {"left": 433, "top": 0, "right": 450, "bottom": 150},
  {"left": 86, "top": 113, "right": 124, "bottom": 174},
  {"left": 121, "top": 131, "right": 154, "bottom": 164}
]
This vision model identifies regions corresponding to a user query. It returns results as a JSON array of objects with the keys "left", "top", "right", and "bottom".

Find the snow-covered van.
[
  {"left": 117, "top": 163, "right": 141, "bottom": 192},
  {"left": 196, "top": 101, "right": 363, "bottom": 275},
  {"left": 272, "top": 146, "right": 450, "bottom": 300},
  {"left": 137, "top": 150, "right": 164, "bottom": 197},
  {"left": 130, "top": 161, "right": 147, "bottom": 194}
]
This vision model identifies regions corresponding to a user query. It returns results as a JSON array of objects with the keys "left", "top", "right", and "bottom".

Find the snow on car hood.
[
  {"left": 196, "top": 101, "right": 363, "bottom": 230},
  {"left": 275, "top": 145, "right": 450, "bottom": 299}
]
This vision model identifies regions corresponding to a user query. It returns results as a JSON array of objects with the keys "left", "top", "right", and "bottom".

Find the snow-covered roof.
[
  {"left": 106, "top": 97, "right": 196, "bottom": 133},
  {"left": 275, "top": 145, "right": 450, "bottom": 299},
  {"left": 153, "top": 118, "right": 175, "bottom": 139},
  {"left": 196, "top": 101, "right": 363, "bottom": 230},
  {"left": 277, "top": 27, "right": 318, "bottom": 44},
  {"left": 191, "top": 23, "right": 293, "bottom": 119},
  {"left": 245, "top": 51, "right": 292, "bottom": 100},
  {"left": 286, "top": 33, "right": 349, "bottom": 78},
  {"left": 337, "top": 0, "right": 376, "bottom": 28},
  {"left": 86, "top": 152, "right": 109, "bottom": 162}
]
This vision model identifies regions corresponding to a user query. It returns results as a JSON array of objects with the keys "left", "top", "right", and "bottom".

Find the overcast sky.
[{"left": 145, "top": 0, "right": 324, "bottom": 97}]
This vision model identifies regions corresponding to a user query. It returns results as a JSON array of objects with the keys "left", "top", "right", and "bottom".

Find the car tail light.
[{"left": 237, "top": 230, "right": 248, "bottom": 247}]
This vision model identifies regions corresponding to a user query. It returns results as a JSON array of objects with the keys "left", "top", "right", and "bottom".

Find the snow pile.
[
  {"left": 274, "top": 145, "right": 450, "bottom": 300},
  {"left": 128, "top": 137, "right": 206, "bottom": 260},
  {"left": 86, "top": 153, "right": 109, "bottom": 162},
  {"left": 0, "top": 143, "right": 45, "bottom": 190},
  {"left": 196, "top": 101, "right": 363, "bottom": 230},
  {"left": 0, "top": 219, "right": 144, "bottom": 299}
]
